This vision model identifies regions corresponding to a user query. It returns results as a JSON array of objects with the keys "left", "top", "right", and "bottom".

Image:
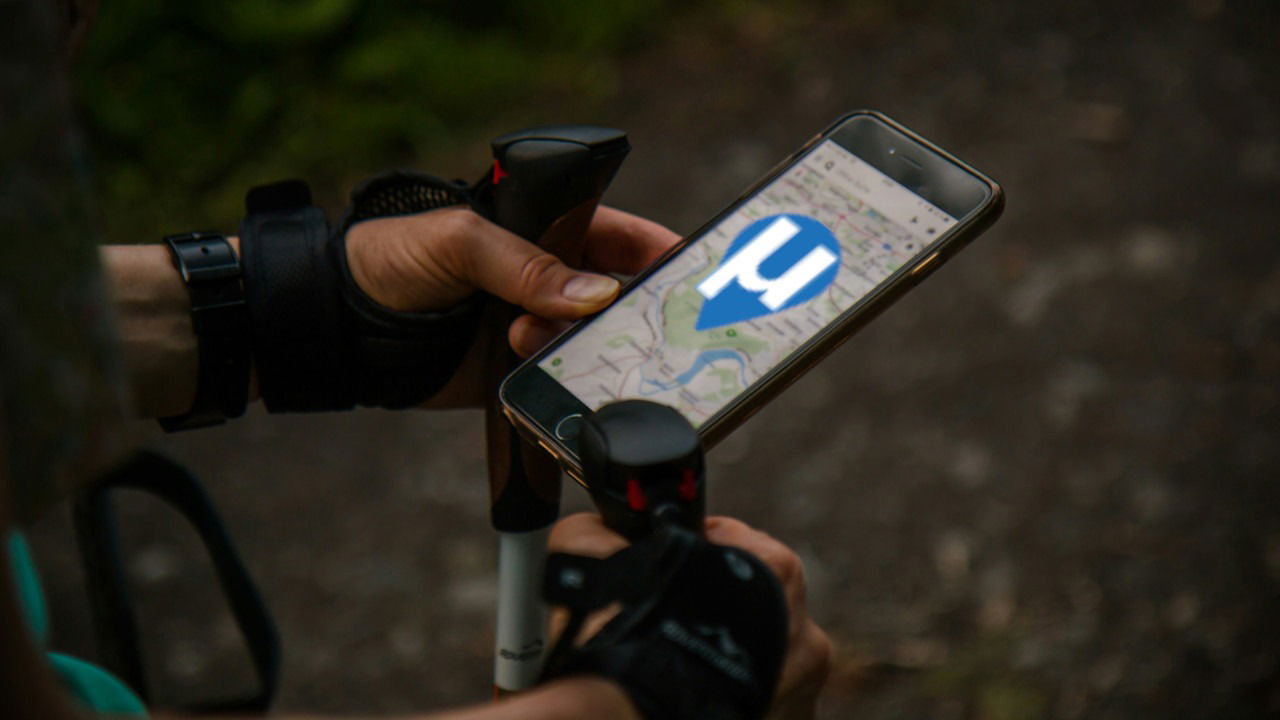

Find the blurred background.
[{"left": 27, "top": 0, "right": 1280, "bottom": 718}]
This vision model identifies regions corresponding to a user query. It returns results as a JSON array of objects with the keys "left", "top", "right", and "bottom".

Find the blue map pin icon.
[{"left": 695, "top": 213, "right": 840, "bottom": 331}]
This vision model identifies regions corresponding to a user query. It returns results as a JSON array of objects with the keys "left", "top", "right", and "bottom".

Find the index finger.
[{"left": 582, "top": 206, "right": 682, "bottom": 275}]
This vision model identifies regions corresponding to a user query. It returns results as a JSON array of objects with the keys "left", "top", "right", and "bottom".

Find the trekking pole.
[{"left": 470, "top": 126, "right": 629, "bottom": 696}]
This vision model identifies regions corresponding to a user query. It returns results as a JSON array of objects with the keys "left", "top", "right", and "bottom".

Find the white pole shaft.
[{"left": 494, "top": 528, "right": 551, "bottom": 693}]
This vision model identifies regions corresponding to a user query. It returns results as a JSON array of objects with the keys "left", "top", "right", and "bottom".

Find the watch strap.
[{"left": 158, "top": 232, "right": 251, "bottom": 431}]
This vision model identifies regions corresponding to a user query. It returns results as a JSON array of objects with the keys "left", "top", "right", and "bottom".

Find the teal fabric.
[
  {"left": 49, "top": 652, "right": 149, "bottom": 718},
  {"left": 7, "top": 531, "right": 49, "bottom": 645},
  {"left": 6, "top": 530, "right": 148, "bottom": 718}
]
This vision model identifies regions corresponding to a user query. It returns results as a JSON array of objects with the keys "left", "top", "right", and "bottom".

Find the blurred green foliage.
[{"left": 75, "top": 0, "right": 676, "bottom": 243}]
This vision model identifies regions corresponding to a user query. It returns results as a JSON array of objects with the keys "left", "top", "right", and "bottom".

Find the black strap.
[
  {"left": 241, "top": 198, "right": 355, "bottom": 412},
  {"left": 239, "top": 175, "right": 483, "bottom": 412},
  {"left": 74, "top": 451, "right": 280, "bottom": 714},
  {"left": 541, "top": 526, "right": 787, "bottom": 720},
  {"left": 159, "top": 232, "right": 251, "bottom": 431}
]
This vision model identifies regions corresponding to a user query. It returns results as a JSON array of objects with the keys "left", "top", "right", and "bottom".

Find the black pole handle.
[
  {"left": 471, "top": 126, "right": 630, "bottom": 533},
  {"left": 578, "top": 400, "right": 707, "bottom": 540},
  {"left": 483, "top": 126, "right": 629, "bottom": 247}
]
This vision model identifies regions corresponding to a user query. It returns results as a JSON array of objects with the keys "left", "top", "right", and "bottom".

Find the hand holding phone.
[{"left": 502, "top": 111, "right": 1004, "bottom": 481}]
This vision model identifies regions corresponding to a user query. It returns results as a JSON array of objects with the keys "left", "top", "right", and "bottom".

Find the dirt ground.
[{"left": 27, "top": 1, "right": 1280, "bottom": 718}]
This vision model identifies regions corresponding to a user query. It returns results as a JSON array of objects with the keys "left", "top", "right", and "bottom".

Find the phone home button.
[{"left": 554, "top": 413, "right": 585, "bottom": 441}]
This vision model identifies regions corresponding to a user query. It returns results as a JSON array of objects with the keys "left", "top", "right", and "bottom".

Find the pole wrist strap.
[
  {"left": 240, "top": 184, "right": 350, "bottom": 411},
  {"left": 541, "top": 527, "right": 788, "bottom": 720}
]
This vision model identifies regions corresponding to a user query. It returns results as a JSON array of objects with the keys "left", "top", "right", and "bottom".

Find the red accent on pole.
[
  {"left": 626, "top": 478, "right": 647, "bottom": 511},
  {"left": 493, "top": 159, "right": 509, "bottom": 184},
  {"left": 678, "top": 469, "right": 697, "bottom": 501}
]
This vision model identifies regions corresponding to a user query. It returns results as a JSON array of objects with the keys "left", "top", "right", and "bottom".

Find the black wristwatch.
[{"left": 159, "top": 232, "right": 252, "bottom": 432}]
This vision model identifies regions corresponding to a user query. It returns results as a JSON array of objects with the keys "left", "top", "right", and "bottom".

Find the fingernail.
[{"left": 563, "top": 274, "right": 619, "bottom": 304}]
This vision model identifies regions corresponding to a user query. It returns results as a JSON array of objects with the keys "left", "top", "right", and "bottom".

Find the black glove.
[
  {"left": 238, "top": 174, "right": 483, "bottom": 412},
  {"left": 542, "top": 526, "right": 788, "bottom": 720}
]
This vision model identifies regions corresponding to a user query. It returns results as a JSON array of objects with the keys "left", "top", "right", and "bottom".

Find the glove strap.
[
  {"left": 239, "top": 175, "right": 484, "bottom": 412},
  {"left": 331, "top": 171, "right": 483, "bottom": 408},
  {"left": 240, "top": 182, "right": 353, "bottom": 412},
  {"left": 542, "top": 527, "right": 787, "bottom": 720}
]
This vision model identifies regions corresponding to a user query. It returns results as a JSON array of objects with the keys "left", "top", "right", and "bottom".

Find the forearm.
[
  {"left": 421, "top": 677, "right": 640, "bottom": 720},
  {"left": 151, "top": 677, "right": 640, "bottom": 720},
  {"left": 99, "top": 238, "right": 256, "bottom": 419}
]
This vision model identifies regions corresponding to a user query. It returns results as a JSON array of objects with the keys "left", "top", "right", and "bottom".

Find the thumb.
[{"left": 460, "top": 219, "right": 620, "bottom": 319}]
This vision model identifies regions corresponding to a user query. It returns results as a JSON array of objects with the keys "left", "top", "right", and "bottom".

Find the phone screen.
[{"left": 537, "top": 138, "right": 958, "bottom": 427}]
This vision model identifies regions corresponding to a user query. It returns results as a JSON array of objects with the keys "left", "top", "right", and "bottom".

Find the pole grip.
[
  {"left": 579, "top": 400, "right": 707, "bottom": 541},
  {"left": 473, "top": 126, "right": 630, "bottom": 533}
]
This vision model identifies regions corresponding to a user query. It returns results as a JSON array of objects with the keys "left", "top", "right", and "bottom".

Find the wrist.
[
  {"left": 498, "top": 677, "right": 641, "bottom": 720},
  {"left": 555, "top": 677, "right": 643, "bottom": 720},
  {"left": 102, "top": 236, "right": 261, "bottom": 421},
  {"left": 101, "top": 242, "right": 198, "bottom": 418}
]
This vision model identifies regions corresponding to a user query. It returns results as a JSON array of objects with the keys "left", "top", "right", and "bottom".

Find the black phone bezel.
[{"left": 500, "top": 110, "right": 1004, "bottom": 480}]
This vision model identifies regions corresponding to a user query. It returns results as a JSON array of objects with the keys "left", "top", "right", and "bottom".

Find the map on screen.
[{"left": 539, "top": 139, "right": 956, "bottom": 426}]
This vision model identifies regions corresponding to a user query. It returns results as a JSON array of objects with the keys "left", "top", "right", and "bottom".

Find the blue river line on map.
[{"left": 640, "top": 348, "right": 746, "bottom": 394}]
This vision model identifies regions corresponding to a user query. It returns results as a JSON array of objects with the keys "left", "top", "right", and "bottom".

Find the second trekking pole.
[{"left": 470, "top": 126, "right": 629, "bottom": 695}]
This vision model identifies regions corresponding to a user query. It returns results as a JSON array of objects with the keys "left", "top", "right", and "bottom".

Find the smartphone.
[{"left": 500, "top": 111, "right": 1004, "bottom": 482}]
